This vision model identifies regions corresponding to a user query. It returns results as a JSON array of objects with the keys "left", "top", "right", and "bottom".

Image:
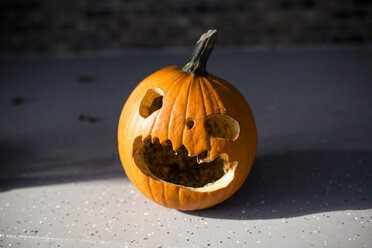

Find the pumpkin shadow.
[
  {"left": 186, "top": 150, "right": 372, "bottom": 219},
  {"left": 0, "top": 140, "right": 125, "bottom": 191}
]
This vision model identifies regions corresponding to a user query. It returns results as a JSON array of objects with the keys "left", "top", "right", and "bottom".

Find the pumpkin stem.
[{"left": 179, "top": 29, "right": 217, "bottom": 76}]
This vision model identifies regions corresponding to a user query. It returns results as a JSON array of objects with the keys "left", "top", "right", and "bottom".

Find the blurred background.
[{"left": 1, "top": 0, "right": 371, "bottom": 55}]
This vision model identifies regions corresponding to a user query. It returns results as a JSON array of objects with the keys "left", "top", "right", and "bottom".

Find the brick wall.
[{"left": 1, "top": 0, "right": 371, "bottom": 54}]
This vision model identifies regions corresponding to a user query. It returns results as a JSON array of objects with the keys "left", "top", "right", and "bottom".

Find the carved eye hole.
[
  {"left": 139, "top": 88, "right": 164, "bottom": 118},
  {"left": 204, "top": 114, "right": 240, "bottom": 140}
]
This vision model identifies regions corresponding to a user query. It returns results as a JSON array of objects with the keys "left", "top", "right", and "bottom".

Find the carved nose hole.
[{"left": 186, "top": 118, "right": 195, "bottom": 130}]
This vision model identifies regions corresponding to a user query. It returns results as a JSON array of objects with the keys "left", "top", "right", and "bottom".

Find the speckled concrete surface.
[
  {"left": 0, "top": 179, "right": 371, "bottom": 247},
  {"left": 0, "top": 49, "right": 372, "bottom": 247}
]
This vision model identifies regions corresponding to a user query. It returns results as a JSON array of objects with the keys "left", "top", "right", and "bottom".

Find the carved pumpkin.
[{"left": 118, "top": 30, "right": 257, "bottom": 210}]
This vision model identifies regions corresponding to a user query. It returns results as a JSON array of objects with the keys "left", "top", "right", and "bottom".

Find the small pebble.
[
  {"left": 78, "top": 114, "right": 97, "bottom": 123},
  {"left": 77, "top": 75, "right": 93, "bottom": 83},
  {"left": 10, "top": 96, "right": 23, "bottom": 105}
]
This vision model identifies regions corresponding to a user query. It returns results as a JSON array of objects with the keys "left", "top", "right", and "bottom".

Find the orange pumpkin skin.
[{"left": 118, "top": 31, "right": 257, "bottom": 210}]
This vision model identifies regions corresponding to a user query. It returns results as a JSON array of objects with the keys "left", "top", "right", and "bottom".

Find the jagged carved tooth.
[
  {"left": 162, "top": 140, "right": 172, "bottom": 147},
  {"left": 219, "top": 153, "right": 229, "bottom": 162},
  {"left": 205, "top": 157, "right": 212, "bottom": 163},
  {"left": 144, "top": 138, "right": 151, "bottom": 146},
  {"left": 197, "top": 150, "right": 209, "bottom": 164},
  {"left": 197, "top": 156, "right": 205, "bottom": 164},
  {"left": 202, "top": 151, "right": 212, "bottom": 163}
]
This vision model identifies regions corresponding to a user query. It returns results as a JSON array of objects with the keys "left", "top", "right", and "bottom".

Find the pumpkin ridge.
[
  {"left": 181, "top": 76, "right": 194, "bottom": 150},
  {"left": 148, "top": 75, "right": 177, "bottom": 139},
  {"left": 175, "top": 186, "right": 181, "bottom": 209},
  {"left": 199, "top": 79, "right": 223, "bottom": 161},
  {"left": 196, "top": 188, "right": 208, "bottom": 210},
  {"left": 209, "top": 77, "right": 250, "bottom": 125},
  {"left": 147, "top": 177, "right": 154, "bottom": 202},
  {"left": 209, "top": 75, "right": 255, "bottom": 121},
  {"left": 178, "top": 187, "right": 183, "bottom": 209},
  {"left": 162, "top": 181, "right": 168, "bottom": 208},
  {"left": 199, "top": 78, "right": 218, "bottom": 115},
  {"left": 166, "top": 74, "right": 190, "bottom": 148},
  {"left": 154, "top": 73, "right": 186, "bottom": 143},
  {"left": 197, "top": 76, "right": 211, "bottom": 152},
  {"left": 203, "top": 77, "right": 227, "bottom": 114},
  {"left": 168, "top": 75, "right": 192, "bottom": 151},
  {"left": 184, "top": 75, "right": 212, "bottom": 156},
  {"left": 148, "top": 106, "right": 161, "bottom": 141},
  {"left": 197, "top": 76, "right": 207, "bottom": 117},
  {"left": 206, "top": 73, "right": 230, "bottom": 89}
]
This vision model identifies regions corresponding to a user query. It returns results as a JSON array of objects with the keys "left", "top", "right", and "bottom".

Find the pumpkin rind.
[{"left": 118, "top": 30, "right": 257, "bottom": 210}]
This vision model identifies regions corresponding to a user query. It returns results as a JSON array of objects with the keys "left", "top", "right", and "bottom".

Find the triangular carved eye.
[
  {"left": 204, "top": 114, "right": 240, "bottom": 140},
  {"left": 139, "top": 88, "right": 164, "bottom": 118}
]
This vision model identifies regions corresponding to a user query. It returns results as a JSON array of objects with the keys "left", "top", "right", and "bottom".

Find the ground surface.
[{"left": 0, "top": 48, "right": 371, "bottom": 247}]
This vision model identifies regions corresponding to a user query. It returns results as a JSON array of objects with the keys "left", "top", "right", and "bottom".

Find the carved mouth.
[{"left": 133, "top": 136, "right": 236, "bottom": 189}]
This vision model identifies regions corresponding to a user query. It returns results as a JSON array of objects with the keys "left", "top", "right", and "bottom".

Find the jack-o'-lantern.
[{"left": 118, "top": 30, "right": 257, "bottom": 210}]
